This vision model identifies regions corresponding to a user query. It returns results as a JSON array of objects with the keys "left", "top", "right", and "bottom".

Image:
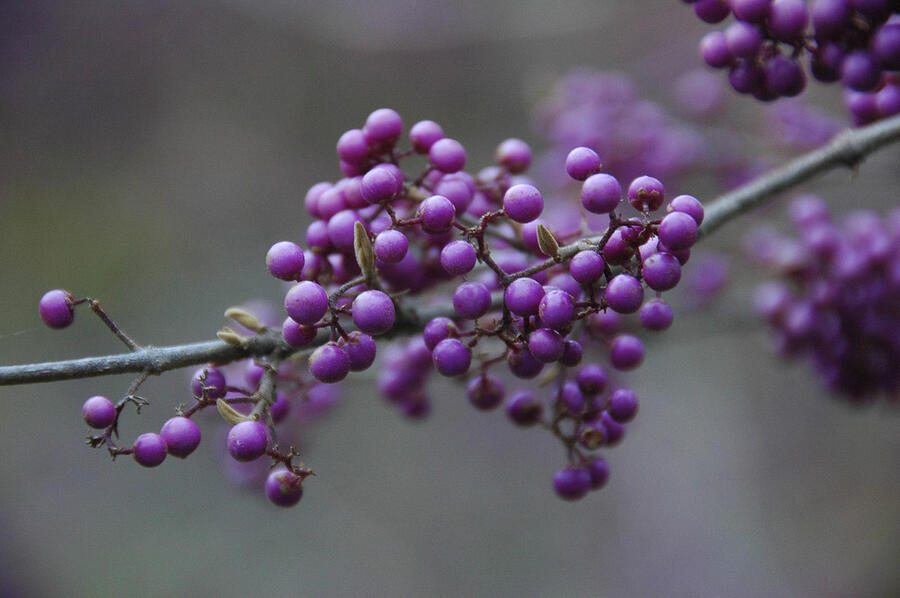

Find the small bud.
[
  {"left": 224, "top": 307, "right": 267, "bottom": 333},
  {"left": 354, "top": 221, "right": 376, "bottom": 281},
  {"left": 537, "top": 223, "right": 561, "bottom": 262},
  {"left": 216, "top": 399, "right": 253, "bottom": 425},
  {"left": 217, "top": 327, "right": 248, "bottom": 348}
]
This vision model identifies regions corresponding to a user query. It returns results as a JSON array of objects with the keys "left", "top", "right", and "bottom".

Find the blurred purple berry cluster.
[
  {"left": 685, "top": 0, "right": 900, "bottom": 124},
  {"left": 749, "top": 195, "right": 900, "bottom": 401}
]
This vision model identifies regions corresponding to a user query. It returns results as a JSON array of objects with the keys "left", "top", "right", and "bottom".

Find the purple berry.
[
  {"left": 361, "top": 164, "right": 402, "bottom": 203},
  {"left": 643, "top": 252, "right": 682, "bottom": 291},
  {"left": 423, "top": 317, "right": 456, "bottom": 350},
  {"left": 227, "top": 421, "right": 268, "bottom": 462},
  {"left": 841, "top": 51, "right": 882, "bottom": 92},
  {"left": 432, "top": 338, "right": 471, "bottom": 376},
  {"left": 507, "top": 346, "right": 544, "bottom": 379},
  {"left": 640, "top": 299, "right": 674, "bottom": 331},
  {"left": 191, "top": 367, "right": 227, "bottom": 399},
  {"left": 659, "top": 212, "right": 699, "bottom": 251},
  {"left": 608, "top": 388, "right": 639, "bottom": 423},
  {"left": 600, "top": 412, "right": 626, "bottom": 445},
  {"left": 308, "top": 343, "right": 351, "bottom": 383},
  {"left": 504, "top": 278, "right": 544, "bottom": 316},
  {"left": 374, "top": 230, "right": 409, "bottom": 264},
  {"left": 669, "top": 194, "right": 704, "bottom": 224},
  {"left": 351, "top": 290, "right": 395, "bottom": 335},
  {"left": 336, "top": 128, "right": 368, "bottom": 164},
  {"left": 364, "top": 108, "right": 403, "bottom": 145},
  {"left": 283, "top": 317, "right": 317, "bottom": 347},
  {"left": 159, "top": 416, "right": 201, "bottom": 458},
  {"left": 284, "top": 281, "right": 329, "bottom": 326},
  {"left": 553, "top": 467, "right": 591, "bottom": 501},
  {"left": 453, "top": 282, "right": 492, "bottom": 320},
  {"left": 82, "top": 396, "right": 116, "bottom": 429},
  {"left": 506, "top": 391, "right": 543, "bottom": 426},
  {"left": 581, "top": 173, "right": 622, "bottom": 214},
  {"left": 133, "top": 433, "right": 168, "bottom": 468},
  {"left": 694, "top": 0, "right": 731, "bottom": 23},
  {"left": 339, "top": 331, "right": 377, "bottom": 372},
  {"left": 873, "top": 24, "right": 900, "bottom": 70},
  {"left": 725, "top": 21, "right": 763, "bottom": 57},
  {"left": 610, "top": 334, "right": 645, "bottom": 370},
  {"left": 605, "top": 274, "right": 644, "bottom": 314},
  {"left": 409, "top": 120, "right": 444, "bottom": 152},
  {"left": 466, "top": 375, "right": 505, "bottom": 410},
  {"left": 418, "top": 195, "right": 456, "bottom": 233},
  {"left": 266, "top": 469, "right": 304, "bottom": 507},
  {"left": 528, "top": 328, "right": 565, "bottom": 363},
  {"left": 266, "top": 241, "right": 305, "bottom": 281},
  {"left": 440, "top": 240, "right": 477, "bottom": 275},
  {"left": 570, "top": 251, "right": 605, "bottom": 284},
  {"left": 538, "top": 289, "right": 576, "bottom": 331},
  {"left": 565, "top": 146, "right": 601, "bottom": 181},
  {"left": 503, "top": 184, "right": 544, "bottom": 223},
  {"left": 576, "top": 364, "right": 608, "bottom": 395},
  {"left": 768, "top": 0, "right": 809, "bottom": 41},
  {"left": 327, "top": 210, "right": 365, "bottom": 252},
  {"left": 428, "top": 138, "right": 467, "bottom": 173},
  {"left": 700, "top": 31, "right": 734, "bottom": 68},
  {"left": 560, "top": 340, "right": 584, "bottom": 367},
  {"left": 587, "top": 457, "right": 610, "bottom": 489},
  {"left": 495, "top": 138, "right": 532, "bottom": 174},
  {"left": 627, "top": 176, "right": 665, "bottom": 212},
  {"left": 39, "top": 289, "right": 75, "bottom": 329}
]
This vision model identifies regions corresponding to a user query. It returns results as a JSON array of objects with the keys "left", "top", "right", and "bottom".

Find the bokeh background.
[{"left": 1, "top": 1, "right": 898, "bottom": 597}]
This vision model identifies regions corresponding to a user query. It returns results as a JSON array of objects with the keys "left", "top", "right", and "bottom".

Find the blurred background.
[{"left": 1, "top": 1, "right": 898, "bottom": 596}]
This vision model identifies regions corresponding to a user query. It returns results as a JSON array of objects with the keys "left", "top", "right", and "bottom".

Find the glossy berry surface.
[
  {"left": 39, "top": 289, "right": 75, "bottom": 329},
  {"left": 133, "top": 433, "right": 167, "bottom": 468},
  {"left": 82, "top": 396, "right": 116, "bottom": 429},
  {"left": 160, "top": 416, "right": 202, "bottom": 458},
  {"left": 227, "top": 421, "right": 268, "bottom": 462},
  {"left": 265, "top": 469, "right": 304, "bottom": 507}
]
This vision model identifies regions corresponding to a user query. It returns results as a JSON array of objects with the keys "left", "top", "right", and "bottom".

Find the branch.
[
  {"left": 2, "top": 114, "right": 899, "bottom": 387},
  {"left": 700, "top": 113, "right": 900, "bottom": 237}
]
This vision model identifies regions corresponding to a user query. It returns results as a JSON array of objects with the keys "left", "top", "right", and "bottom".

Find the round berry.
[
  {"left": 336, "top": 128, "right": 368, "bottom": 164},
  {"left": 327, "top": 210, "right": 364, "bottom": 252},
  {"left": 432, "top": 338, "right": 471, "bottom": 376},
  {"left": 352, "top": 290, "right": 395, "bottom": 335},
  {"left": 265, "top": 241, "right": 305, "bottom": 281},
  {"left": 506, "top": 390, "right": 543, "bottom": 426},
  {"left": 528, "top": 328, "right": 565, "bottom": 363},
  {"left": 581, "top": 173, "right": 621, "bottom": 214},
  {"left": 339, "top": 331, "right": 377, "bottom": 372},
  {"left": 565, "top": 146, "right": 601, "bottom": 181},
  {"left": 409, "top": 120, "right": 444, "bottom": 152},
  {"left": 553, "top": 467, "right": 591, "bottom": 501},
  {"left": 507, "top": 346, "right": 544, "bottom": 379},
  {"left": 503, "top": 184, "right": 543, "bottom": 223},
  {"left": 39, "top": 289, "right": 75, "bottom": 329},
  {"left": 587, "top": 457, "right": 610, "bottom": 489},
  {"left": 453, "top": 282, "right": 492, "bottom": 320},
  {"left": 283, "top": 317, "right": 317, "bottom": 347},
  {"left": 364, "top": 108, "right": 403, "bottom": 145},
  {"left": 133, "top": 433, "right": 168, "bottom": 467},
  {"left": 466, "top": 375, "right": 505, "bottom": 410},
  {"left": 284, "top": 281, "right": 328, "bottom": 326},
  {"left": 440, "top": 240, "right": 477, "bottom": 275},
  {"left": 608, "top": 388, "right": 639, "bottom": 423},
  {"left": 604, "top": 274, "right": 644, "bottom": 314},
  {"left": 659, "top": 212, "right": 699, "bottom": 251},
  {"left": 82, "top": 396, "right": 116, "bottom": 429},
  {"left": 576, "top": 364, "right": 608, "bottom": 395},
  {"left": 669, "top": 194, "right": 704, "bottom": 224},
  {"left": 266, "top": 469, "right": 304, "bottom": 507},
  {"left": 423, "top": 317, "right": 456, "bottom": 350},
  {"left": 570, "top": 250, "right": 605, "bottom": 284},
  {"left": 160, "top": 416, "right": 201, "bottom": 458},
  {"left": 627, "top": 176, "right": 665, "bottom": 212},
  {"left": 504, "top": 277, "right": 544, "bottom": 316},
  {"left": 227, "top": 421, "right": 268, "bottom": 462},
  {"left": 495, "top": 138, "right": 532, "bottom": 174},
  {"left": 374, "top": 230, "right": 409, "bottom": 264},
  {"left": 191, "top": 367, "right": 227, "bottom": 399},
  {"left": 560, "top": 340, "right": 584, "bottom": 367},
  {"left": 640, "top": 299, "right": 674, "bottom": 331},
  {"left": 538, "top": 289, "right": 575, "bottom": 331},
  {"left": 643, "top": 252, "right": 682, "bottom": 291},
  {"left": 418, "top": 195, "right": 456, "bottom": 233},
  {"left": 361, "top": 164, "right": 403, "bottom": 203},
  {"left": 429, "top": 138, "right": 467, "bottom": 173},
  {"left": 308, "top": 343, "right": 351, "bottom": 383},
  {"left": 610, "top": 334, "right": 645, "bottom": 370},
  {"left": 700, "top": 31, "right": 734, "bottom": 68}
]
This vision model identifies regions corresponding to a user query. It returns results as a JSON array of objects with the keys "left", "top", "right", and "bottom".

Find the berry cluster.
[
  {"left": 686, "top": 0, "right": 900, "bottom": 123},
  {"left": 39, "top": 107, "right": 707, "bottom": 505},
  {"left": 749, "top": 195, "right": 900, "bottom": 401}
]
